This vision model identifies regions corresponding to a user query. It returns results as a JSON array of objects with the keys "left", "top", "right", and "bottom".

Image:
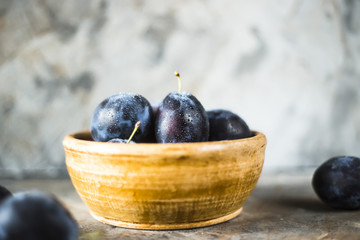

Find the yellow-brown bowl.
[{"left": 63, "top": 131, "right": 266, "bottom": 230}]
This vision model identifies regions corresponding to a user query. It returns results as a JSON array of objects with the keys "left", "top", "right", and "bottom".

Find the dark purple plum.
[
  {"left": 312, "top": 156, "right": 360, "bottom": 210},
  {"left": 0, "top": 185, "right": 11, "bottom": 205},
  {"left": 155, "top": 92, "right": 209, "bottom": 143},
  {"left": 207, "top": 109, "right": 252, "bottom": 141},
  {"left": 0, "top": 191, "right": 79, "bottom": 240},
  {"left": 90, "top": 93, "right": 154, "bottom": 142}
]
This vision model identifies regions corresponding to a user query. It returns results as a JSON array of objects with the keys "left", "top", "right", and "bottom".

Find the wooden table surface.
[{"left": 1, "top": 173, "right": 359, "bottom": 240}]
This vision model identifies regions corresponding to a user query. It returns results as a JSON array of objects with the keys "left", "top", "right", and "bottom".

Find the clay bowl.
[{"left": 63, "top": 131, "right": 266, "bottom": 230}]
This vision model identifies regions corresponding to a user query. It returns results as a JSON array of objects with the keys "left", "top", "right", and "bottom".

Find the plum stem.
[
  {"left": 127, "top": 121, "right": 141, "bottom": 144},
  {"left": 174, "top": 71, "right": 181, "bottom": 93}
]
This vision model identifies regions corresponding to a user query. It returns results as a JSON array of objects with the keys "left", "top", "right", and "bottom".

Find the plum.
[
  {"left": 90, "top": 93, "right": 154, "bottom": 142},
  {"left": 155, "top": 72, "right": 209, "bottom": 143},
  {"left": 107, "top": 121, "right": 140, "bottom": 144},
  {"left": 312, "top": 156, "right": 360, "bottom": 210},
  {"left": 207, "top": 109, "right": 252, "bottom": 141},
  {"left": 108, "top": 138, "right": 134, "bottom": 144},
  {"left": 0, "top": 191, "right": 79, "bottom": 240}
]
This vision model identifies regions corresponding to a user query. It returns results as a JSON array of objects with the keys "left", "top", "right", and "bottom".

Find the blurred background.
[{"left": 0, "top": 0, "right": 359, "bottom": 178}]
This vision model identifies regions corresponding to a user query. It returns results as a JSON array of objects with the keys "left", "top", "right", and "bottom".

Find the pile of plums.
[
  {"left": 90, "top": 72, "right": 252, "bottom": 144},
  {"left": 0, "top": 186, "right": 79, "bottom": 240}
]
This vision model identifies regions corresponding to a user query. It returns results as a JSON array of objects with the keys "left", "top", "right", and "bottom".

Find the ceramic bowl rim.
[{"left": 63, "top": 130, "right": 266, "bottom": 155}]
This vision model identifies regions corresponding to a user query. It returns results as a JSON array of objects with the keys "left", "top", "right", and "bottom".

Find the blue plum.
[
  {"left": 155, "top": 92, "right": 209, "bottom": 143},
  {"left": 312, "top": 156, "right": 360, "bottom": 210},
  {"left": 207, "top": 109, "right": 252, "bottom": 141},
  {"left": 90, "top": 93, "right": 154, "bottom": 142},
  {"left": 0, "top": 191, "right": 79, "bottom": 240}
]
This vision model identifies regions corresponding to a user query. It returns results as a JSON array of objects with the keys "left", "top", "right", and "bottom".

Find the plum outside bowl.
[{"left": 63, "top": 131, "right": 266, "bottom": 230}]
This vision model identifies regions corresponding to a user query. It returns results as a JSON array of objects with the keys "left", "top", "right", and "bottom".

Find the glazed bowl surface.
[{"left": 63, "top": 131, "right": 266, "bottom": 230}]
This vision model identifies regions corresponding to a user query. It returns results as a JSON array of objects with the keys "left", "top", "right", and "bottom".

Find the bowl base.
[{"left": 89, "top": 208, "right": 243, "bottom": 230}]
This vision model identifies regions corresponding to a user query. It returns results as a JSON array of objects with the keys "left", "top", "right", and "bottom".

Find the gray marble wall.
[{"left": 0, "top": 0, "right": 359, "bottom": 178}]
